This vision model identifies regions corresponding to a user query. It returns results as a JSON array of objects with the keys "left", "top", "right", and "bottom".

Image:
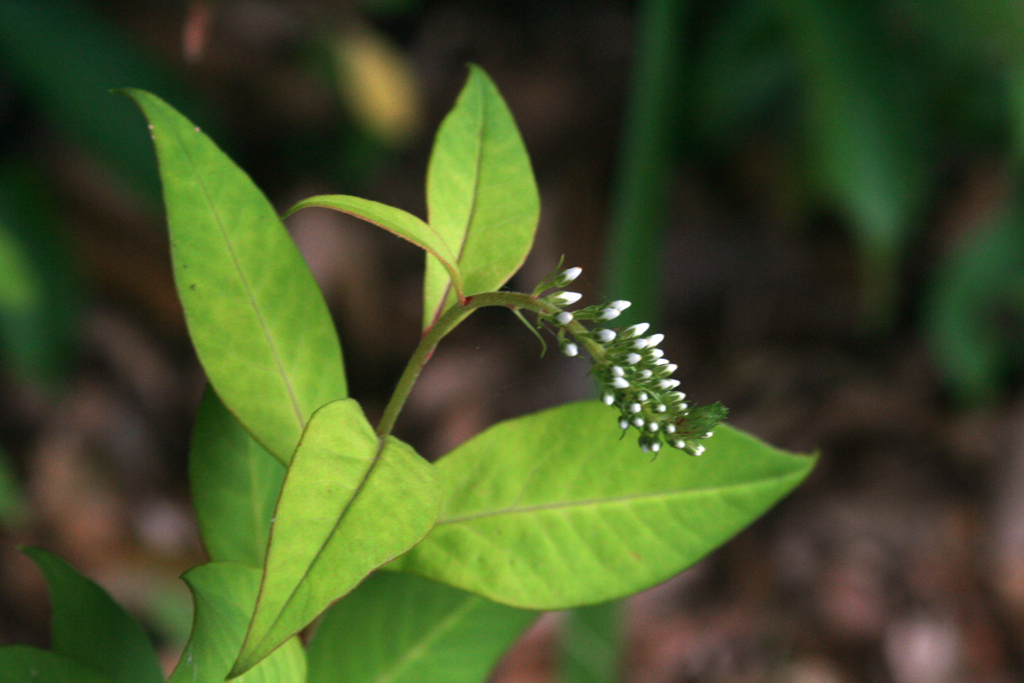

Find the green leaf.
[
  {"left": 922, "top": 196, "right": 1024, "bottom": 404},
  {"left": 422, "top": 65, "right": 540, "bottom": 329},
  {"left": 284, "top": 194, "right": 463, "bottom": 296},
  {"left": 0, "top": 217, "right": 39, "bottom": 310},
  {"left": 0, "top": 646, "right": 115, "bottom": 683},
  {"left": 189, "top": 387, "right": 286, "bottom": 567},
  {"left": 392, "top": 401, "right": 814, "bottom": 610},
  {"left": 0, "top": 441, "right": 28, "bottom": 527},
  {"left": 233, "top": 399, "right": 441, "bottom": 675},
  {"left": 169, "top": 562, "right": 306, "bottom": 683},
  {"left": 123, "top": 89, "right": 346, "bottom": 464},
  {"left": 307, "top": 571, "right": 538, "bottom": 683},
  {"left": 22, "top": 547, "right": 162, "bottom": 683},
  {"left": 789, "top": 0, "right": 930, "bottom": 325},
  {"left": 0, "top": 162, "right": 78, "bottom": 387},
  {"left": 560, "top": 602, "right": 621, "bottom": 683}
]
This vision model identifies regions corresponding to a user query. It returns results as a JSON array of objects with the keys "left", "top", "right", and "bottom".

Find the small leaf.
[
  {"left": 331, "top": 26, "right": 424, "bottom": 146},
  {"left": 22, "top": 547, "right": 162, "bottom": 683},
  {"left": 923, "top": 197, "right": 1024, "bottom": 404},
  {"left": 0, "top": 163, "right": 78, "bottom": 387},
  {"left": 422, "top": 65, "right": 540, "bottom": 329},
  {"left": 189, "top": 387, "right": 286, "bottom": 567},
  {"left": 0, "top": 441, "right": 28, "bottom": 527},
  {"left": 392, "top": 401, "right": 814, "bottom": 610},
  {"left": 0, "top": 217, "right": 39, "bottom": 310},
  {"left": 123, "top": 89, "right": 346, "bottom": 464},
  {"left": 307, "top": 571, "right": 538, "bottom": 683},
  {"left": 0, "top": 646, "right": 115, "bottom": 683},
  {"left": 284, "top": 194, "right": 463, "bottom": 296},
  {"left": 169, "top": 562, "right": 306, "bottom": 683},
  {"left": 233, "top": 399, "right": 440, "bottom": 675}
]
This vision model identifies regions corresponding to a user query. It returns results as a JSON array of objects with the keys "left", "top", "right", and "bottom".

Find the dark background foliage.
[{"left": 2, "top": 1, "right": 1024, "bottom": 681}]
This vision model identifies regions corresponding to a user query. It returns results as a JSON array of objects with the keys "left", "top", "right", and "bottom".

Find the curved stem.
[{"left": 375, "top": 291, "right": 579, "bottom": 438}]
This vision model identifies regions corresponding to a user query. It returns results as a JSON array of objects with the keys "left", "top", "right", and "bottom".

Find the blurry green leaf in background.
[
  {"left": 0, "top": 442, "right": 27, "bottom": 528},
  {"left": 924, "top": 193, "right": 1024, "bottom": 405},
  {"left": 0, "top": 163, "right": 78, "bottom": 388},
  {"left": 0, "top": 0, "right": 210, "bottom": 204}
]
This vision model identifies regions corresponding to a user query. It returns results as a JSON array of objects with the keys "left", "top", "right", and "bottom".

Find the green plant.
[{"left": 0, "top": 66, "right": 813, "bottom": 682}]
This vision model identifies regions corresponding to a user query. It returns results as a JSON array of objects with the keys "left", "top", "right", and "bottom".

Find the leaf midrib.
[
  {"left": 436, "top": 471, "right": 807, "bottom": 526},
  {"left": 371, "top": 595, "right": 480, "bottom": 683},
  {"left": 245, "top": 433, "right": 388, "bottom": 663},
  {"left": 160, "top": 105, "right": 305, "bottom": 434},
  {"left": 428, "top": 77, "right": 486, "bottom": 324}
]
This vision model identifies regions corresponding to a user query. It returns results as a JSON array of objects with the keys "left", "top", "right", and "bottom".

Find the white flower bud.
[
  {"left": 609, "top": 300, "right": 631, "bottom": 311},
  {"left": 599, "top": 308, "right": 620, "bottom": 320},
  {"left": 611, "top": 377, "right": 629, "bottom": 389},
  {"left": 665, "top": 423, "right": 676, "bottom": 434},
  {"left": 637, "top": 392, "right": 648, "bottom": 402},
  {"left": 648, "top": 348, "right": 665, "bottom": 359},
  {"left": 619, "top": 418, "right": 630, "bottom": 430},
  {"left": 549, "top": 291, "right": 582, "bottom": 305},
  {"left": 602, "top": 392, "right": 615, "bottom": 406},
  {"left": 629, "top": 403, "right": 642, "bottom": 414},
  {"left": 632, "top": 416, "right": 645, "bottom": 428},
  {"left": 594, "top": 329, "right": 616, "bottom": 343},
  {"left": 647, "top": 422, "right": 659, "bottom": 432},
  {"left": 554, "top": 266, "right": 582, "bottom": 286},
  {"left": 640, "top": 443, "right": 650, "bottom": 453},
  {"left": 625, "top": 353, "right": 642, "bottom": 365},
  {"left": 656, "top": 379, "right": 681, "bottom": 390},
  {"left": 638, "top": 369, "right": 653, "bottom": 379},
  {"left": 553, "top": 312, "right": 573, "bottom": 326},
  {"left": 653, "top": 358, "right": 669, "bottom": 366},
  {"left": 650, "top": 442, "right": 661, "bottom": 453},
  {"left": 632, "top": 338, "right": 648, "bottom": 350},
  {"left": 702, "top": 432, "right": 713, "bottom": 439},
  {"left": 664, "top": 363, "right": 678, "bottom": 374},
  {"left": 622, "top": 323, "right": 650, "bottom": 339},
  {"left": 667, "top": 391, "right": 686, "bottom": 403},
  {"left": 671, "top": 438, "right": 686, "bottom": 449},
  {"left": 645, "top": 333, "right": 664, "bottom": 347},
  {"left": 561, "top": 342, "right": 578, "bottom": 357},
  {"left": 655, "top": 404, "right": 667, "bottom": 413},
  {"left": 693, "top": 444, "right": 705, "bottom": 457},
  {"left": 610, "top": 365, "right": 625, "bottom": 377}
]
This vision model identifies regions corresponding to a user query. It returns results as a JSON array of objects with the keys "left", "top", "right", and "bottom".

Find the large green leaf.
[
  {"left": 189, "top": 387, "right": 286, "bottom": 567},
  {"left": 307, "top": 571, "right": 538, "bottom": 683},
  {"left": 22, "top": 547, "right": 162, "bottom": 683},
  {"left": 0, "top": 646, "right": 115, "bottom": 683},
  {"left": 284, "top": 195, "right": 463, "bottom": 297},
  {"left": 392, "top": 401, "right": 814, "bottom": 609},
  {"left": 169, "top": 562, "right": 306, "bottom": 683},
  {"left": 422, "top": 65, "right": 539, "bottom": 329},
  {"left": 124, "top": 89, "right": 346, "bottom": 464},
  {"left": 233, "top": 399, "right": 440, "bottom": 675}
]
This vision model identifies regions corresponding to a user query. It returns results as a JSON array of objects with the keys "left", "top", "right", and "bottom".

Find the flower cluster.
[{"left": 533, "top": 266, "right": 727, "bottom": 456}]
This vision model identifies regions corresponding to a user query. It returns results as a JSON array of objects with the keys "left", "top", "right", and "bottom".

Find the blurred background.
[{"left": 2, "top": 0, "right": 1024, "bottom": 681}]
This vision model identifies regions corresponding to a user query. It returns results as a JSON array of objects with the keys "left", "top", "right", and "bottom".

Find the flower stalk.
[{"left": 376, "top": 266, "right": 726, "bottom": 455}]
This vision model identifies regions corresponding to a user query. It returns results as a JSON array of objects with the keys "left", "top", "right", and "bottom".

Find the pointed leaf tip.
[{"left": 127, "top": 89, "right": 347, "bottom": 464}]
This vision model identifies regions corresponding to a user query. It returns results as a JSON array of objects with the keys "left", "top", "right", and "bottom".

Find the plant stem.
[{"left": 375, "top": 291, "right": 572, "bottom": 438}]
